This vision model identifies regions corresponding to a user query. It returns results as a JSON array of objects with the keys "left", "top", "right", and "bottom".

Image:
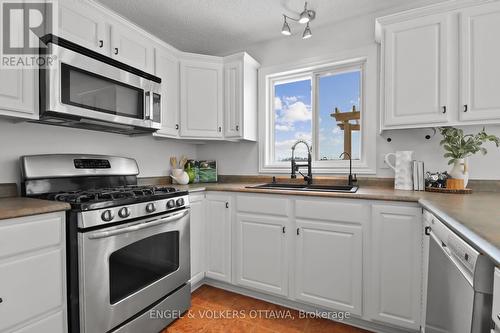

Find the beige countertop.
[
  {"left": 0, "top": 197, "right": 71, "bottom": 220},
  {"left": 177, "top": 182, "right": 500, "bottom": 265}
]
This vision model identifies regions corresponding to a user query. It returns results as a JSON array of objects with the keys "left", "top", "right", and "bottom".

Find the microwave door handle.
[
  {"left": 145, "top": 91, "right": 154, "bottom": 120},
  {"left": 144, "top": 91, "right": 153, "bottom": 120},
  {"left": 88, "top": 209, "right": 189, "bottom": 240}
]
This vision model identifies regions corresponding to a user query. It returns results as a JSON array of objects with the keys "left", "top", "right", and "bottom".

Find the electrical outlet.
[{"left": 379, "top": 153, "right": 390, "bottom": 169}]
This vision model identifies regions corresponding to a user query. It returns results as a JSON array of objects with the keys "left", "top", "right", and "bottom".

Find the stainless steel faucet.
[
  {"left": 291, "top": 140, "right": 313, "bottom": 185},
  {"left": 339, "top": 151, "right": 357, "bottom": 186}
]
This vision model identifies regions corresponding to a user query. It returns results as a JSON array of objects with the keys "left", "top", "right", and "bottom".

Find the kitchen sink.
[{"left": 246, "top": 183, "right": 359, "bottom": 193}]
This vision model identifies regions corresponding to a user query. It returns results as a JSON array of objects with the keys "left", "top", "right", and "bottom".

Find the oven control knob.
[
  {"left": 176, "top": 198, "right": 185, "bottom": 207},
  {"left": 167, "top": 200, "right": 175, "bottom": 209},
  {"left": 118, "top": 207, "right": 131, "bottom": 218},
  {"left": 146, "top": 203, "right": 156, "bottom": 213},
  {"left": 101, "top": 210, "right": 114, "bottom": 222}
]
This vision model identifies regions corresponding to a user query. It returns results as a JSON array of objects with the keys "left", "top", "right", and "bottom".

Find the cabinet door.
[
  {"left": 224, "top": 61, "right": 242, "bottom": 138},
  {"left": 180, "top": 60, "right": 223, "bottom": 138},
  {"left": 189, "top": 194, "right": 206, "bottom": 285},
  {"left": 0, "top": 68, "right": 37, "bottom": 119},
  {"left": 205, "top": 194, "right": 232, "bottom": 282},
  {"left": 154, "top": 47, "right": 180, "bottom": 138},
  {"left": 382, "top": 14, "right": 450, "bottom": 128},
  {"left": 110, "top": 23, "right": 155, "bottom": 73},
  {"left": 493, "top": 267, "right": 500, "bottom": 329},
  {"left": 368, "top": 205, "right": 423, "bottom": 330},
  {"left": 294, "top": 219, "right": 363, "bottom": 315},
  {"left": 59, "top": 0, "right": 108, "bottom": 55},
  {"left": 235, "top": 213, "right": 288, "bottom": 296},
  {"left": 460, "top": 2, "right": 500, "bottom": 122}
]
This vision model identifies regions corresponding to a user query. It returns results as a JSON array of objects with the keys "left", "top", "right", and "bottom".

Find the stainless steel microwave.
[{"left": 38, "top": 35, "right": 161, "bottom": 135}]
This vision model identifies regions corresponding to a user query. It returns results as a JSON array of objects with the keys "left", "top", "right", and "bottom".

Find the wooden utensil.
[{"left": 170, "top": 156, "right": 177, "bottom": 169}]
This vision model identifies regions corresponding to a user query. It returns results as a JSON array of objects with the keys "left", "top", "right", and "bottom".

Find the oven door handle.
[{"left": 88, "top": 209, "right": 189, "bottom": 240}]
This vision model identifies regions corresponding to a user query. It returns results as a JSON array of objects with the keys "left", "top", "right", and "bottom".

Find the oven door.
[
  {"left": 79, "top": 209, "right": 190, "bottom": 333},
  {"left": 41, "top": 43, "right": 161, "bottom": 130}
]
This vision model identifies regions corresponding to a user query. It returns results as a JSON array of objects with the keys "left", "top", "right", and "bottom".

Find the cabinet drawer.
[
  {"left": 237, "top": 195, "right": 288, "bottom": 216},
  {"left": 493, "top": 267, "right": 500, "bottom": 327},
  {"left": 295, "top": 199, "right": 368, "bottom": 223},
  {"left": 0, "top": 213, "right": 63, "bottom": 259},
  {"left": 12, "top": 311, "right": 65, "bottom": 333},
  {"left": 0, "top": 249, "right": 64, "bottom": 331}
]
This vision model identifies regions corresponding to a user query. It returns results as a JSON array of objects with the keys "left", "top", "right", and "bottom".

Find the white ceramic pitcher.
[{"left": 384, "top": 151, "right": 414, "bottom": 190}]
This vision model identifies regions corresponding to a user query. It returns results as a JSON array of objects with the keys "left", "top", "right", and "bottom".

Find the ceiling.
[{"left": 96, "top": 0, "right": 444, "bottom": 56}]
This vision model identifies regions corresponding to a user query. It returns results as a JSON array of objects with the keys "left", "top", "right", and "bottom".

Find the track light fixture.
[{"left": 281, "top": 2, "right": 316, "bottom": 39}]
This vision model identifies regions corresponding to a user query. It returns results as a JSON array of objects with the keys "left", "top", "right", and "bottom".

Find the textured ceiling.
[{"left": 96, "top": 0, "right": 445, "bottom": 55}]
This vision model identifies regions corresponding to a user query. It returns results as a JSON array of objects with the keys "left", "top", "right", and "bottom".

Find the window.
[
  {"left": 260, "top": 51, "right": 377, "bottom": 174},
  {"left": 272, "top": 65, "right": 362, "bottom": 162}
]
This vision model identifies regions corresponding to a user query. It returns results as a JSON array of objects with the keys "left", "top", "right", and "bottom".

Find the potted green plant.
[{"left": 439, "top": 127, "right": 500, "bottom": 187}]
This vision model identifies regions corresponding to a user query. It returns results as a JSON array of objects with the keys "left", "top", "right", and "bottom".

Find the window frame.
[{"left": 258, "top": 47, "right": 377, "bottom": 174}]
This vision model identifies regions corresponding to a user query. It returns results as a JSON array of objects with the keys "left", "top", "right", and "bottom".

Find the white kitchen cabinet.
[
  {"left": 205, "top": 193, "right": 232, "bottom": 282},
  {"left": 110, "top": 21, "right": 155, "bottom": 73},
  {"left": 493, "top": 267, "right": 500, "bottom": 330},
  {"left": 154, "top": 46, "right": 181, "bottom": 138},
  {"left": 180, "top": 55, "right": 224, "bottom": 138},
  {"left": 189, "top": 193, "right": 206, "bottom": 286},
  {"left": 459, "top": 2, "right": 500, "bottom": 122},
  {"left": 294, "top": 219, "right": 363, "bottom": 315},
  {"left": 60, "top": 0, "right": 153, "bottom": 72},
  {"left": 223, "top": 53, "right": 259, "bottom": 141},
  {"left": 59, "top": 0, "right": 108, "bottom": 55},
  {"left": 0, "top": 212, "right": 66, "bottom": 332},
  {"left": 368, "top": 204, "right": 423, "bottom": 330},
  {"left": 235, "top": 213, "right": 289, "bottom": 296},
  {"left": 0, "top": 68, "right": 37, "bottom": 120},
  {"left": 380, "top": 13, "right": 450, "bottom": 129}
]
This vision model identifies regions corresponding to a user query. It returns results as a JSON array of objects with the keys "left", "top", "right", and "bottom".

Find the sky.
[{"left": 274, "top": 71, "right": 361, "bottom": 162}]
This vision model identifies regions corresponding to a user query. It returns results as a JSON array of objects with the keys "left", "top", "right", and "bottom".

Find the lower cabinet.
[
  {"left": 368, "top": 204, "right": 423, "bottom": 330},
  {"left": 193, "top": 192, "right": 425, "bottom": 331},
  {"left": 235, "top": 213, "right": 289, "bottom": 296},
  {"left": 294, "top": 219, "right": 363, "bottom": 315},
  {"left": 189, "top": 193, "right": 206, "bottom": 285},
  {"left": 205, "top": 193, "right": 232, "bottom": 283},
  {"left": 0, "top": 212, "right": 66, "bottom": 332}
]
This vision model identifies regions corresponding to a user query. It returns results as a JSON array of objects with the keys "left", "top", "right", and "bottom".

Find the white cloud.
[
  {"left": 275, "top": 124, "right": 293, "bottom": 132},
  {"left": 279, "top": 101, "right": 312, "bottom": 125},
  {"left": 274, "top": 97, "right": 282, "bottom": 111},
  {"left": 283, "top": 96, "right": 299, "bottom": 103}
]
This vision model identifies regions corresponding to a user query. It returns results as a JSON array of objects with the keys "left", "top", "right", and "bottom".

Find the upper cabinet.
[
  {"left": 109, "top": 21, "right": 155, "bottom": 73},
  {"left": 179, "top": 55, "right": 224, "bottom": 139},
  {"left": 223, "top": 53, "right": 259, "bottom": 141},
  {"left": 0, "top": 68, "right": 37, "bottom": 120},
  {"left": 59, "top": 0, "right": 154, "bottom": 73},
  {"left": 154, "top": 46, "right": 181, "bottom": 138},
  {"left": 381, "top": 14, "right": 450, "bottom": 128},
  {"left": 377, "top": 0, "right": 500, "bottom": 130},
  {"left": 59, "top": 0, "right": 108, "bottom": 55},
  {"left": 459, "top": 2, "right": 500, "bottom": 122}
]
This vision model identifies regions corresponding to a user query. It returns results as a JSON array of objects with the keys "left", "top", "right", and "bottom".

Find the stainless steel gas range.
[{"left": 20, "top": 154, "right": 191, "bottom": 333}]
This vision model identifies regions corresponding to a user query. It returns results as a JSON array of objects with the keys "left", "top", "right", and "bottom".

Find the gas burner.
[{"left": 41, "top": 185, "right": 182, "bottom": 210}]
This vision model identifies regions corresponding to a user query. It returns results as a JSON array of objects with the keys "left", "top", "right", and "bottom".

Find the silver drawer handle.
[{"left": 88, "top": 210, "right": 188, "bottom": 239}]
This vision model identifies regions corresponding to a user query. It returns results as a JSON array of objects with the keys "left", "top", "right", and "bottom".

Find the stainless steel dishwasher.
[{"left": 424, "top": 211, "right": 494, "bottom": 333}]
